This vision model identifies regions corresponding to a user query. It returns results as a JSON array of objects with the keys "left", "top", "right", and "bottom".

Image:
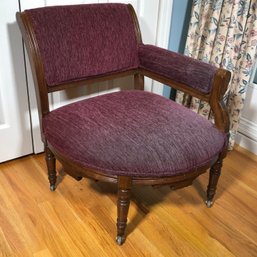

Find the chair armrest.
[
  {"left": 139, "top": 44, "right": 222, "bottom": 98},
  {"left": 138, "top": 44, "right": 231, "bottom": 134}
]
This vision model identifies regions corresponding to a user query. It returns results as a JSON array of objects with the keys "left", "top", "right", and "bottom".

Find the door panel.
[{"left": 0, "top": 0, "right": 33, "bottom": 162}]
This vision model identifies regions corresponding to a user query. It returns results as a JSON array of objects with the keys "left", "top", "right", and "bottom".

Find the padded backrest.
[{"left": 25, "top": 4, "right": 139, "bottom": 86}]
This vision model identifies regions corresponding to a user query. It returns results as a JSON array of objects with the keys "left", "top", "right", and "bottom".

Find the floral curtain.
[{"left": 176, "top": 0, "right": 257, "bottom": 149}]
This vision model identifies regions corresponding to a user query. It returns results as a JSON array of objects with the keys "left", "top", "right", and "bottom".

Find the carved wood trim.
[
  {"left": 127, "top": 4, "right": 142, "bottom": 44},
  {"left": 47, "top": 69, "right": 139, "bottom": 93},
  {"left": 134, "top": 73, "right": 144, "bottom": 90},
  {"left": 209, "top": 68, "right": 231, "bottom": 133},
  {"left": 116, "top": 176, "right": 132, "bottom": 245},
  {"left": 139, "top": 68, "right": 210, "bottom": 102},
  {"left": 48, "top": 142, "right": 211, "bottom": 187},
  {"left": 16, "top": 12, "right": 49, "bottom": 118}
]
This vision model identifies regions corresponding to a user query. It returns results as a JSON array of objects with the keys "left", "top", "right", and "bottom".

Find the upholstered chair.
[{"left": 16, "top": 3, "right": 231, "bottom": 245}]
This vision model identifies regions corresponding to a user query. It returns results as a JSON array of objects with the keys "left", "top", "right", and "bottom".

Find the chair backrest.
[{"left": 24, "top": 4, "right": 140, "bottom": 87}]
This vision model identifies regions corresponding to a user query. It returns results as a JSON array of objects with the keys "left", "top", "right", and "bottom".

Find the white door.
[
  {"left": 21, "top": 0, "right": 173, "bottom": 153},
  {"left": 0, "top": 0, "right": 33, "bottom": 162}
]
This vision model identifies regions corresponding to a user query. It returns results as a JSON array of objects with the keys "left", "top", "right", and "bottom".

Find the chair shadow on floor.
[{"left": 87, "top": 175, "right": 208, "bottom": 238}]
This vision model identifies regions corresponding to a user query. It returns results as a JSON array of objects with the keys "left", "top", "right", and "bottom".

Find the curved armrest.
[
  {"left": 139, "top": 44, "right": 219, "bottom": 96},
  {"left": 138, "top": 44, "right": 231, "bottom": 134}
]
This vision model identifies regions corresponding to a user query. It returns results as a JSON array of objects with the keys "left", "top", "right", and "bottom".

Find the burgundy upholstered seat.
[{"left": 43, "top": 90, "right": 225, "bottom": 177}]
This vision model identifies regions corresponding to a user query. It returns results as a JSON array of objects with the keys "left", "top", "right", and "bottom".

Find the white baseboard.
[
  {"left": 238, "top": 117, "right": 257, "bottom": 142},
  {"left": 235, "top": 133, "right": 257, "bottom": 155},
  {"left": 235, "top": 80, "right": 257, "bottom": 156},
  {"left": 236, "top": 117, "right": 257, "bottom": 155}
]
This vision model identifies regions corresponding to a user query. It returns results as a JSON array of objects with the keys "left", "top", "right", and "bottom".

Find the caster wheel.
[
  {"left": 205, "top": 200, "right": 213, "bottom": 208},
  {"left": 50, "top": 184, "right": 56, "bottom": 191},
  {"left": 116, "top": 236, "right": 125, "bottom": 245}
]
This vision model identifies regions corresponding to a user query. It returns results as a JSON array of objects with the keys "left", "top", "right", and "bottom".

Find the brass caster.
[
  {"left": 205, "top": 200, "right": 213, "bottom": 208},
  {"left": 50, "top": 184, "right": 56, "bottom": 191},
  {"left": 116, "top": 236, "right": 125, "bottom": 245}
]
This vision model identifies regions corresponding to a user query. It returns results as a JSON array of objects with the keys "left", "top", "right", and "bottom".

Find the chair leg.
[
  {"left": 134, "top": 73, "right": 144, "bottom": 90},
  {"left": 206, "top": 157, "right": 223, "bottom": 208},
  {"left": 45, "top": 146, "right": 57, "bottom": 191},
  {"left": 116, "top": 176, "right": 132, "bottom": 245}
]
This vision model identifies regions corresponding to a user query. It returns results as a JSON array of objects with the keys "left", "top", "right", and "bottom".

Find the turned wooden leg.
[
  {"left": 206, "top": 157, "right": 223, "bottom": 208},
  {"left": 116, "top": 176, "right": 132, "bottom": 245},
  {"left": 45, "top": 146, "right": 57, "bottom": 191}
]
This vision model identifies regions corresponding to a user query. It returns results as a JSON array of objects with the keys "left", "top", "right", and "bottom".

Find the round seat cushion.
[{"left": 42, "top": 90, "right": 226, "bottom": 177}]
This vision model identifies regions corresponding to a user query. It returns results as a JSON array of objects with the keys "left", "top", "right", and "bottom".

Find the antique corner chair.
[{"left": 17, "top": 3, "right": 231, "bottom": 245}]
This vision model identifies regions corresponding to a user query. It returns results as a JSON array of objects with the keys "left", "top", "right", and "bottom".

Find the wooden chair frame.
[{"left": 16, "top": 4, "right": 231, "bottom": 245}]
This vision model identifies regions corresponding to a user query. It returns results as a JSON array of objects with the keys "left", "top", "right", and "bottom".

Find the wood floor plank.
[
  {"left": 0, "top": 147, "right": 256, "bottom": 257},
  {"left": 33, "top": 249, "right": 54, "bottom": 257}
]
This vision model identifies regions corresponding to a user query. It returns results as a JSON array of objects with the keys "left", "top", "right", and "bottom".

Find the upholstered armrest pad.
[{"left": 138, "top": 44, "right": 218, "bottom": 94}]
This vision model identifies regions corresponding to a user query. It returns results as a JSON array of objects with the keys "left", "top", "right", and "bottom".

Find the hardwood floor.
[{"left": 0, "top": 146, "right": 256, "bottom": 257}]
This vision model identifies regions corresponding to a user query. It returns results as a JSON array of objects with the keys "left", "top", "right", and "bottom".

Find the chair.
[{"left": 16, "top": 3, "right": 231, "bottom": 245}]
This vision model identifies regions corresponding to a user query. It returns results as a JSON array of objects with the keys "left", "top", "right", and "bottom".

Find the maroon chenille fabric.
[
  {"left": 139, "top": 44, "right": 218, "bottom": 94},
  {"left": 43, "top": 91, "right": 225, "bottom": 177},
  {"left": 26, "top": 4, "right": 139, "bottom": 86}
]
